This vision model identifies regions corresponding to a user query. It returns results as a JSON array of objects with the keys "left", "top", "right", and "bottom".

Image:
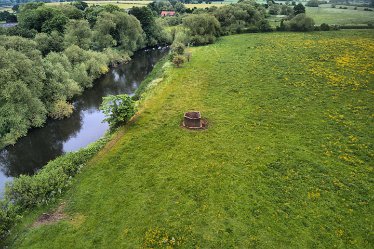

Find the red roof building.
[{"left": 161, "top": 11, "right": 176, "bottom": 17}]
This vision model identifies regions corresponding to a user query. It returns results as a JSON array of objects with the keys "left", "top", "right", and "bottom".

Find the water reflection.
[{"left": 0, "top": 47, "right": 168, "bottom": 194}]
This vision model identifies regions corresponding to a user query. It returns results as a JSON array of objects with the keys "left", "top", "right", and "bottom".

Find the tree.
[
  {"left": 72, "top": 1, "right": 89, "bottom": 11},
  {"left": 17, "top": 5, "right": 69, "bottom": 33},
  {"left": 34, "top": 31, "right": 64, "bottom": 56},
  {"left": 280, "top": 5, "right": 294, "bottom": 16},
  {"left": 288, "top": 13, "right": 314, "bottom": 31},
  {"left": 268, "top": 4, "right": 280, "bottom": 15},
  {"left": 174, "top": 2, "right": 186, "bottom": 13},
  {"left": 183, "top": 14, "right": 221, "bottom": 45},
  {"left": 129, "top": 6, "right": 164, "bottom": 46},
  {"left": 92, "top": 11, "right": 144, "bottom": 51},
  {"left": 293, "top": 3, "right": 305, "bottom": 16},
  {"left": 100, "top": 94, "right": 136, "bottom": 129},
  {"left": 64, "top": 19, "right": 92, "bottom": 50},
  {"left": 0, "top": 37, "right": 47, "bottom": 147},
  {"left": 306, "top": 0, "right": 319, "bottom": 7}
]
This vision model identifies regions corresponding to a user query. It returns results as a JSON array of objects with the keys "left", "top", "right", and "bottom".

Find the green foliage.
[
  {"left": 17, "top": 4, "right": 69, "bottom": 33},
  {"left": 92, "top": 11, "right": 145, "bottom": 51},
  {"left": 34, "top": 31, "right": 64, "bottom": 56},
  {"left": 0, "top": 11, "right": 17, "bottom": 22},
  {"left": 172, "top": 54, "right": 186, "bottom": 67},
  {"left": 183, "top": 14, "right": 221, "bottom": 45},
  {"left": 288, "top": 13, "right": 315, "bottom": 31},
  {"left": 0, "top": 200, "right": 20, "bottom": 240},
  {"left": 49, "top": 99, "right": 74, "bottom": 120},
  {"left": 280, "top": 4, "right": 294, "bottom": 16},
  {"left": 72, "top": 1, "right": 88, "bottom": 11},
  {"left": 306, "top": 0, "right": 319, "bottom": 7},
  {"left": 320, "top": 22, "right": 330, "bottom": 31},
  {"left": 212, "top": 1, "right": 267, "bottom": 35},
  {"left": 171, "top": 41, "right": 185, "bottom": 55},
  {"left": 64, "top": 19, "right": 92, "bottom": 50},
  {"left": 129, "top": 6, "right": 170, "bottom": 46},
  {"left": 294, "top": 3, "right": 306, "bottom": 15},
  {"left": 268, "top": 4, "right": 280, "bottom": 15},
  {"left": 0, "top": 36, "right": 47, "bottom": 148},
  {"left": 100, "top": 94, "right": 136, "bottom": 129}
]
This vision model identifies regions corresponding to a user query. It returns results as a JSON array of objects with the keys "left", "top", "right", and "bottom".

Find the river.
[{"left": 0, "top": 47, "right": 169, "bottom": 196}]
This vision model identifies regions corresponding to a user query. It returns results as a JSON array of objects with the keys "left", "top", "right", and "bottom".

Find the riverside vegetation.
[{"left": 3, "top": 30, "right": 374, "bottom": 248}]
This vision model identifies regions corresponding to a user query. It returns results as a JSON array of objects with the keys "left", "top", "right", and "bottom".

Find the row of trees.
[{"left": 0, "top": 2, "right": 171, "bottom": 148}]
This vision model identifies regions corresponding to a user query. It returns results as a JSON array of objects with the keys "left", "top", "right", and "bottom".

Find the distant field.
[
  {"left": 267, "top": 5, "right": 374, "bottom": 27},
  {"left": 46, "top": 1, "right": 230, "bottom": 9},
  {"left": 46, "top": 1, "right": 149, "bottom": 9},
  {"left": 0, "top": 6, "right": 12, "bottom": 12},
  {"left": 307, "top": 5, "right": 374, "bottom": 25},
  {"left": 7, "top": 30, "right": 374, "bottom": 248},
  {"left": 185, "top": 3, "right": 228, "bottom": 8}
]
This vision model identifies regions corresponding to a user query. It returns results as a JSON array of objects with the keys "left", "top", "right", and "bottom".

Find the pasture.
[{"left": 7, "top": 30, "right": 374, "bottom": 248}]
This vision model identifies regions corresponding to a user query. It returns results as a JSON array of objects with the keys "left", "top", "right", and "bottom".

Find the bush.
[
  {"left": 172, "top": 54, "right": 186, "bottom": 68},
  {"left": 49, "top": 99, "right": 74, "bottom": 119},
  {"left": 257, "top": 20, "right": 273, "bottom": 32},
  {"left": 288, "top": 14, "right": 315, "bottom": 31},
  {"left": 0, "top": 200, "right": 20, "bottom": 240},
  {"left": 306, "top": 0, "right": 319, "bottom": 7},
  {"left": 293, "top": 3, "right": 305, "bottom": 15},
  {"left": 320, "top": 23, "right": 330, "bottom": 31},
  {"left": 182, "top": 14, "right": 221, "bottom": 45},
  {"left": 100, "top": 94, "right": 136, "bottom": 129},
  {"left": 171, "top": 42, "right": 186, "bottom": 55}
]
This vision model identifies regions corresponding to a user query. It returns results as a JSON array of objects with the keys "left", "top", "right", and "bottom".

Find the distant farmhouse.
[{"left": 160, "top": 11, "right": 175, "bottom": 17}]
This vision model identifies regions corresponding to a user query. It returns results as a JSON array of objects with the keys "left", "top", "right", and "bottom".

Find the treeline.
[{"left": 0, "top": 2, "right": 170, "bottom": 149}]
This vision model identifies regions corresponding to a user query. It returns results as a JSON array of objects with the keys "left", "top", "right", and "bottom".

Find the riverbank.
[
  {"left": 0, "top": 48, "right": 168, "bottom": 196},
  {"left": 4, "top": 30, "right": 374, "bottom": 248}
]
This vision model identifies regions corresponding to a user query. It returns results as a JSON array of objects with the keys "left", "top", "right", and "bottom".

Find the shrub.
[
  {"left": 171, "top": 42, "right": 186, "bottom": 55},
  {"left": 100, "top": 94, "right": 136, "bottom": 129},
  {"left": 306, "top": 0, "right": 319, "bottom": 7},
  {"left": 49, "top": 99, "right": 74, "bottom": 119},
  {"left": 172, "top": 54, "right": 186, "bottom": 68},
  {"left": 257, "top": 20, "right": 273, "bottom": 32},
  {"left": 288, "top": 14, "right": 315, "bottom": 31},
  {"left": 320, "top": 23, "right": 330, "bottom": 31},
  {"left": 182, "top": 14, "right": 221, "bottom": 45},
  {"left": 0, "top": 200, "right": 20, "bottom": 240},
  {"left": 293, "top": 3, "right": 305, "bottom": 15}
]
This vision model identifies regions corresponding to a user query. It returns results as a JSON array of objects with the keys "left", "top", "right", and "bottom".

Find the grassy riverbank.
[{"left": 7, "top": 30, "right": 374, "bottom": 248}]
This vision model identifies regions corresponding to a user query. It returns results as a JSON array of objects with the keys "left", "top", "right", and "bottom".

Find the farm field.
[
  {"left": 46, "top": 1, "right": 230, "bottom": 9},
  {"left": 268, "top": 5, "right": 374, "bottom": 27},
  {"left": 306, "top": 5, "right": 374, "bottom": 25},
  {"left": 6, "top": 30, "right": 374, "bottom": 248}
]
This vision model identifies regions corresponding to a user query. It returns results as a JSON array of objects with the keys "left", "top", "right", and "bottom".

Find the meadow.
[
  {"left": 46, "top": 1, "right": 230, "bottom": 9},
  {"left": 307, "top": 5, "right": 374, "bottom": 25},
  {"left": 6, "top": 30, "right": 374, "bottom": 248}
]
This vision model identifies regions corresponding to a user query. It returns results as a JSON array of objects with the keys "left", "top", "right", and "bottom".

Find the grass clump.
[{"left": 5, "top": 30, "right": 374, "bottom": 248}]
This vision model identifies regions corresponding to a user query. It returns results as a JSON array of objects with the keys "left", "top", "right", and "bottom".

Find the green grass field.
[
  {"left": 46, "top": 1, "right": 230, "bottom": 9},
  {"left": 6, "top": 30, "right": 374, "bottom": 248},
  {"left": 307, "top": 6, "right": 374, "bottom": 25}
]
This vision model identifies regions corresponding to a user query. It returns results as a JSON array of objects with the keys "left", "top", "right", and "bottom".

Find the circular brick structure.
[{"left": 183, "top": 111, "right": 202, "bottom": 129}]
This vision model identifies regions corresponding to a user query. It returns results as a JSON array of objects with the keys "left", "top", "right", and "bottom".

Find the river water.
[{"left": 0, "top": 47, "right": 168, "bottom": 196}]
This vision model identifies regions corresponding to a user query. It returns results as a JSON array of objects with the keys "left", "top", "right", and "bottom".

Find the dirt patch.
[
  {"left": 32, "top": 203, "right": 66, "bottom": 227},
  {"left": 181, "top": 118, "right": 208, "bottom": 130}
]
